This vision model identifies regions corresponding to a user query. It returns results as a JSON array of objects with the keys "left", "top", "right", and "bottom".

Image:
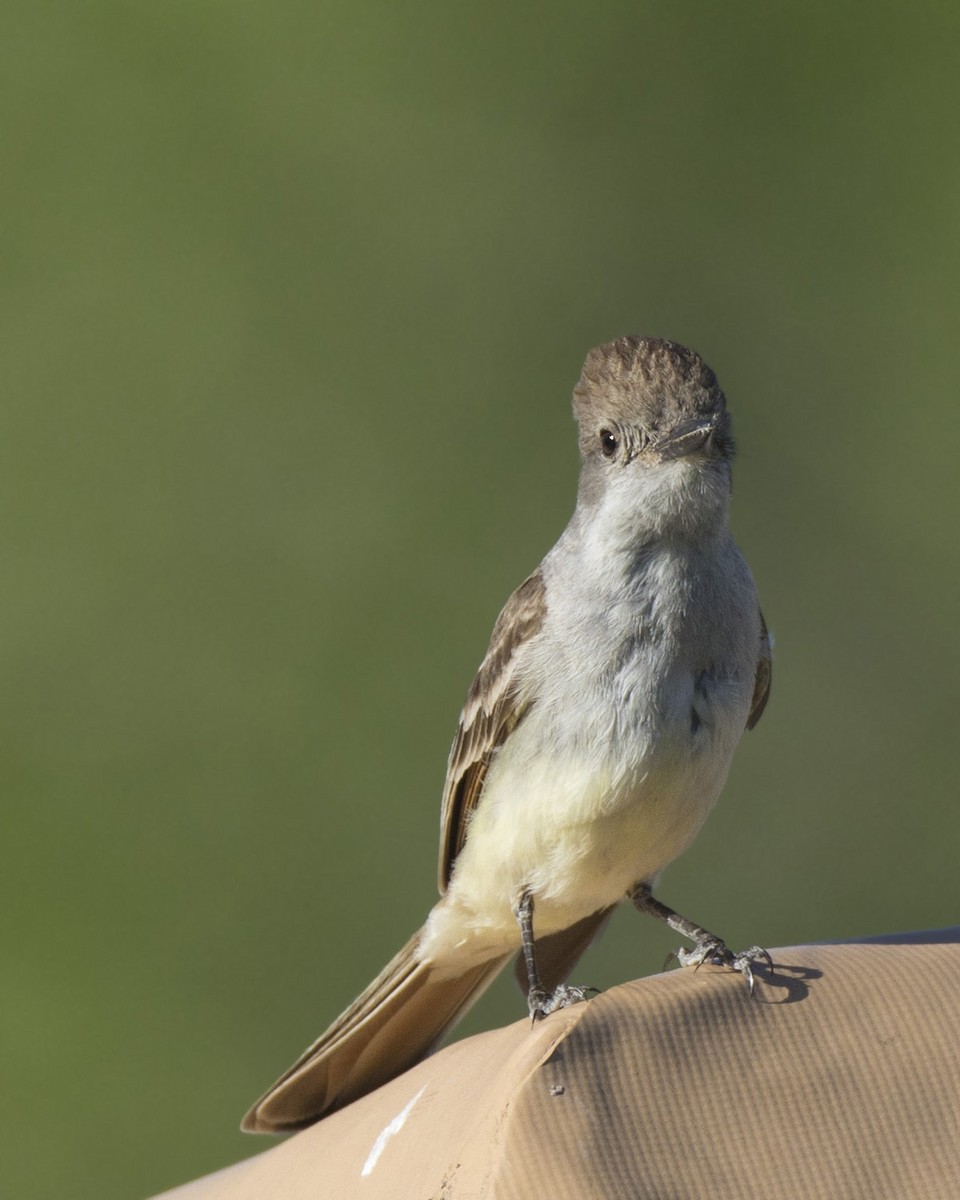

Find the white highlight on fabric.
[{"left": 360, "top": 1085, "right": 426, "bottom": 1178}]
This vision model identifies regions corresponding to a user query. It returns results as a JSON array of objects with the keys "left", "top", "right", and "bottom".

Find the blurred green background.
[{"left": 4, "top": 3, "right": 959, "bottom": 1196}]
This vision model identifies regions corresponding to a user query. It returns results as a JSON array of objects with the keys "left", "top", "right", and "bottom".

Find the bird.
[{"left": 242, "top": 335, "right": 772, "bottom": 1134}]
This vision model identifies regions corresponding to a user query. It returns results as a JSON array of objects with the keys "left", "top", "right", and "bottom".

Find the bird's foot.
[
  {"left": 527, "top": 982, "right": 598, "bottom": 1022},
  {"left": 671, "top": 939, "right": 773, "bottom": 995}
]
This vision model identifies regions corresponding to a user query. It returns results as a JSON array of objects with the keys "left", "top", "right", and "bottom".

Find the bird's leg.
[
  {"left": 629, "top": 882, "right": 772, "bottom": 994},
  {"left": 516, "top": 890, "right": 548, "bottom": 1019},
  {"left": 515, "top": 890, "right": 594, "bottom": 1021}
]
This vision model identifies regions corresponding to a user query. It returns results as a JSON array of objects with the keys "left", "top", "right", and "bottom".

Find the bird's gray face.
[{"left": 572, "top": 337, "right": 734, "bottom": 539}]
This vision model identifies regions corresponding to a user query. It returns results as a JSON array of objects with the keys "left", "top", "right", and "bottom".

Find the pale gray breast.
[{"left": 528, "top": 535, "right": 758, "bottom": 760}]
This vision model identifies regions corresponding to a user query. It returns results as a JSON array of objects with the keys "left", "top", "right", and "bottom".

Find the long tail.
[{"left": 242, "top": 929, "right": 511, "bottom": 1133}]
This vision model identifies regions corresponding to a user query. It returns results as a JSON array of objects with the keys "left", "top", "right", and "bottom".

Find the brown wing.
[
  {"left": 746, "top": 608, "right": 772, "bottom": 731},
  {"left": 438, "top": 570, "right": 547, "bottom": 892}
]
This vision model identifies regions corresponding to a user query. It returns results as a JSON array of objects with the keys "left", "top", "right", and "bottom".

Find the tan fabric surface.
[{"left": 155, "top": 933, "right": 960, "bottom": 1199}]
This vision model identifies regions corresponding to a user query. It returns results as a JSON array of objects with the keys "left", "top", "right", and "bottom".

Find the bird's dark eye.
[{"left": 599, "top": 429, "right": 618, "bottom": 458}]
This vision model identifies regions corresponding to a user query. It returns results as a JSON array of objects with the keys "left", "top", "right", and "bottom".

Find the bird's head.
[{"left": 572, "top": 336, "right": 734, "bottom": 541}]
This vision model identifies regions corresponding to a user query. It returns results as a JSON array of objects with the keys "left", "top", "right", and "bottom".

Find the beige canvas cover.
[{"left": 154, "top": 932, "right": 960, "bottom": 1199}]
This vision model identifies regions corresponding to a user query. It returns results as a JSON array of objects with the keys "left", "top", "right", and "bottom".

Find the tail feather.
[{"left": 242, "top": 929, "right": 510, "bottom": 1133}]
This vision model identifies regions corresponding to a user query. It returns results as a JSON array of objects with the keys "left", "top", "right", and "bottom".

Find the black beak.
[{"left": 654, "top": 417, "right": 716, "bottom": 461}]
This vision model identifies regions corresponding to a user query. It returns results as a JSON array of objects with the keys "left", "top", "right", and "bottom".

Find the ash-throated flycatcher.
[{"left": 243, "top": 336, "right": 772, "bottom": 1134}]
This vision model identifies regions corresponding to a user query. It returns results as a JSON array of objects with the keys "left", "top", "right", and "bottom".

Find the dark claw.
[
  {"left": 527, "top": 982, "right": 596, "bottom": 1022},
  {"left": 672, "top": 940, "right": 773, "bottom": 997},
  {"left": 527, "top": 986, "right": 552, "bottom": 1023}
]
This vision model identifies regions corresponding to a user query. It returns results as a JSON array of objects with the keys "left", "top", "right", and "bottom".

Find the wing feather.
[
  {"left": 438, "top": 570, "right": 547, "bottom": 891},
  {"left": 746, "top": 608, "right": 772, "bottom": 731}
]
